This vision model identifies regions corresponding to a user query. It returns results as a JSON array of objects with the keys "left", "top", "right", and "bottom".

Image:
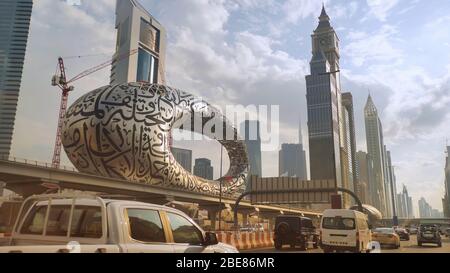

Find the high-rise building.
[
  {"left": 364, "top": 95, "right": 388, "bottom": 216},
  {"left": 407, "top": 196, "right": 414, "bottom": 219},
  {"left": 278, "top": 120, "right": 307, "bottom": 179},
  {"left": 382, "top": 146, "right": 393, "bottom": 218},
  {"left": 241, "top": 120, "right": 262, "bottom": 178},
  {"left": 443, "top": 147, "right": 450, "bottom": 218},
  {"left": 340, "top": 93, "right": 357, "bottom": 207},
  {"left": 111, "top": 0, "right": 166, "bottom": 85},
  {"left": 194, "top": 158, "right": 213, "bottom": 180},
  {"left": 356, "top": 151, "right": 373, "bottom": 204},
  {"left": 279, "top": 144, "right": 307, "bottom": 179},
  {"left": 341, "top": 93, "right": 357, "bottom": 188},
  {"left": 418, "top": 197, "right": 432, "bottom": 218},
  {"left": 386, "top": 150, "right": 397, "bottom": 218},
  {"left": 171, "top": 147, "right": 192, "bottom": 172},
  {"left": 431, "top": 209, "right": 443, "bottom": 218},
  {"left": 0, "top": 0, "right": 33, "bottom": 157},
  {"left": 305, "top": 6, "right": 342, "bottom": 189},
  {"left": 397, "top": 185, "right": 414, "bottom": 219}
]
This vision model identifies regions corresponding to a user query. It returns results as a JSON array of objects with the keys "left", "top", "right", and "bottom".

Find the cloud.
[
  {"left": 344, "top": 25, "right": 402, "bottom": 67},
  {"left": 281, "top": 0, "right": 324, "bottom": 24},
  {"left": 366, "top": 0, "right": 400, "bottom": 21},
  {"left": 11, "top": 0, "right": 116, "bottom": 164}
]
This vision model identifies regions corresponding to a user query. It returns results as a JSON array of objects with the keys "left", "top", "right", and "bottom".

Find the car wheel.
[
  {"left": 299, "top": 241, "right": 307, "bottom": 251},
  {"left": 275, "top": 240, "right": 282, "bottom": 250},
  {"left": 313, "top": 238, "right": 319, "bottom": 249},
  {"left": 418, "top": 241, "right": 422, "bottom": 247}
]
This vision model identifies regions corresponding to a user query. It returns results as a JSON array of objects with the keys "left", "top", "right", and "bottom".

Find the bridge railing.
[
  {"left": 0, "top": 156, "right": 78, "bottom": 173},
  {"left": 0, "top": 156, "right": 324, "bottom": 215}
]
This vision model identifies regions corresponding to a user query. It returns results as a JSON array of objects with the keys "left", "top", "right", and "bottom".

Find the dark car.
[
  {"left": 395, "top": 228, "right": 410, "bottom": 241},
  {"left": 274, "top": 215, "right": 319, "bottom": 250},
  {"left": 417, "top": 224, "right": 442, "bottom": 247}
]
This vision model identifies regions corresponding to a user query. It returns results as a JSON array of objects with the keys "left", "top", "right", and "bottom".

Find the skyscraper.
[
  {"left": 111, "top": 0, "right": 166, "bottom": 85},
  {"left": 340, "top": 92, "right": 357, "bottom": 206},
  {"left": 0, "top": 0, "right": 33, "bottom": 157},
  {"left": 356, "top": 151, "right": 373, "bottom": 204},
  {"left": 397, "top": 185, "right": 414, "bottom": 219},
  {"left": 342, "top": 93, "right": 357, "bottom": 188},
  {"left": 386, "top": 150, "right": 397, "bottom": 218},
  {"left": 418, "top": 197, "right": 432, "bottom": 218},
  {"left": 241, "top": 120, "right": 262, "bottom": 178},
  {"left": 382, "top": 146, "right": 393, "bottom": 218},
  {"left": 278, "top": 120, "right": 307, "bottom": 179},
  {"left": 194, "top": 158, "right": 214, "bottom": 180},
  {"left": 364, "top": 95, "right": 388, "bottom": 216},
  {"left": 443, "top": 146, "right": 450, "bottom": 218},
  {"left": 171, "top": 147, "right": 192, "bottom": 172},
  {"left": 279, "top": 144, "right": 307, "bottom": 179},
  {"left": 306, "top": 6, "right": 342, "bottom": 188}
]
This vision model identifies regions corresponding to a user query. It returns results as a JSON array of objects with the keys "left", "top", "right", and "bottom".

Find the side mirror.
[{"left": 203, "top": 232, "right": 219, "bottom": 246}]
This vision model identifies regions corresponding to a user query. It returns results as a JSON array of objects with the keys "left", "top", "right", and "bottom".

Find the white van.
[{"left": 320, "top": 209, "right": 372, "bottom": 253}]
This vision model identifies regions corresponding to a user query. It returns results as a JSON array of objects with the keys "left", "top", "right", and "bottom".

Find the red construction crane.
[{"left": 50, "top": 49, "right": 138, "bottom": 168}]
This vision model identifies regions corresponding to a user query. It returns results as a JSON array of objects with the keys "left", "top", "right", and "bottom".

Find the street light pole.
[{"left": 219, "top": 144, "right": 223, "bottom": 231}]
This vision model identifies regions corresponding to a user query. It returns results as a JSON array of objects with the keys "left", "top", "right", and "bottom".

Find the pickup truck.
[{"left": 0, "top": 193, "right": 238, "bottom": 253}]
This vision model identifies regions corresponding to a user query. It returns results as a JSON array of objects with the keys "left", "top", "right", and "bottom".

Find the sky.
[{"left": 10, "top": 0, "right": 450, "bottom": 215}]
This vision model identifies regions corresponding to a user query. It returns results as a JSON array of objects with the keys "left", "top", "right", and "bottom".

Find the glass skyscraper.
[
  {"left": 171, "top": 147, "right": 192, "bottom": 172},
  {"left": 111, "top": 0, "right": 166, "bottom": 85},
  {"left": 305, "top": 6, "right": 342, "bottom": 187},
  {"left": 443, "top": 146, "right": 450, "bottom": 218},
  {"left": 0, "top": 0, "right": 33, "bottom": 157},
  {"left": 241, "top": 120, "right": 262, "bottom": 178},
  {"left": 364, "top": 95, "right": 388, "bottom": 216},
  {"left": 279, "top": 120, "right": 307, "bottom": 179},
  {"left": 194, "top": 158, "right": 214, "bottom": 180}
]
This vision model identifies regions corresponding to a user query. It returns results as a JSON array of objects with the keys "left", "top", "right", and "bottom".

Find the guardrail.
[
  {"left": 0, "top": 156, "right": 324, "bottom": 216},
  {"left": 0, "top": 156, "right": 78, "bottom": 173}
]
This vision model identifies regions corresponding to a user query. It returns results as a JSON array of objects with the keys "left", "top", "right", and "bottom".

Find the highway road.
[{"left": 242, "top": 235, "right": 450, "bottom": 253}]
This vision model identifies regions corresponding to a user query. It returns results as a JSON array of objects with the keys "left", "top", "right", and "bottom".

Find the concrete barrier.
[{"left": 216, "top": 231, "right": 274, "bottom": 250}]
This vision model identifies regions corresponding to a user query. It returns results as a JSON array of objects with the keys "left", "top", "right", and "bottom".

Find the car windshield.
[
  {"left": 322, "top": 217, "right": 355, "bottom": 230},
  {"left": 373, "top": 228, "right": 394, "bottom": 234},
  {"left": 421, "top": 226, "right": 437, "bottom": 232}
]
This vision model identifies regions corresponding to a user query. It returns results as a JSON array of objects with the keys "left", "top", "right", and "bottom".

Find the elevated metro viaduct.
[
  {"left": 380, "top": 218, "right": 450, "bottom": 228},
  {"left": 0, "top": 158, "right": 322, "bottom": 229}
]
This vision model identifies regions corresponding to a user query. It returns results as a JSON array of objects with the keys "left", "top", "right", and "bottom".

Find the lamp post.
[{"left": 219, "top": 144, "right": 223, "bottom": 231}]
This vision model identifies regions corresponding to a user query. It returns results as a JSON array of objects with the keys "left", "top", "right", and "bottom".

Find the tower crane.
[{"left": 50, "top": 49, "right": 138, "bottom": 168}]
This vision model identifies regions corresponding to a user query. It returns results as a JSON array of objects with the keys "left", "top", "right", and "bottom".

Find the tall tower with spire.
[
  {"left": 306, "top": 5, "right": 343, "bottom": 190},
  {"left": 364, "top": 95, "right": 388, "bottom": 216}
]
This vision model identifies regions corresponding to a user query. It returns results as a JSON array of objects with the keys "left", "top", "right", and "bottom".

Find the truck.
[{"left": 0, "top": 193, "right": 238, "bottom": 253}]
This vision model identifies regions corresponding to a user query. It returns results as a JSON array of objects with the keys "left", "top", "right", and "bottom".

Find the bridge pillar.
[{"left": 199, "top": 203, "right": 229, "bottom": 231}]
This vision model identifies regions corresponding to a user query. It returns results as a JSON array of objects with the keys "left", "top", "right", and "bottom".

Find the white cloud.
[
  {"left": 281, "top": 0, "right": 324, "bottom": 24},
  {"left": 345, "top": 25, "right": 402, "bottom": 67},
  {"left": 366, "top": 0, "right": 400, "bottom": 21}
]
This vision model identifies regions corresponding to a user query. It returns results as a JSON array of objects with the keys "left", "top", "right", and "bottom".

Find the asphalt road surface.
[{"left": 242, "top": 235, "right": 450, "bottom": 253}]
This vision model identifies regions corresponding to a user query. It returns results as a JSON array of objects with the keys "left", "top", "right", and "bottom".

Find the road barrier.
[{"left": 216, "top": 231, "right": 274, "bottom": 250}]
